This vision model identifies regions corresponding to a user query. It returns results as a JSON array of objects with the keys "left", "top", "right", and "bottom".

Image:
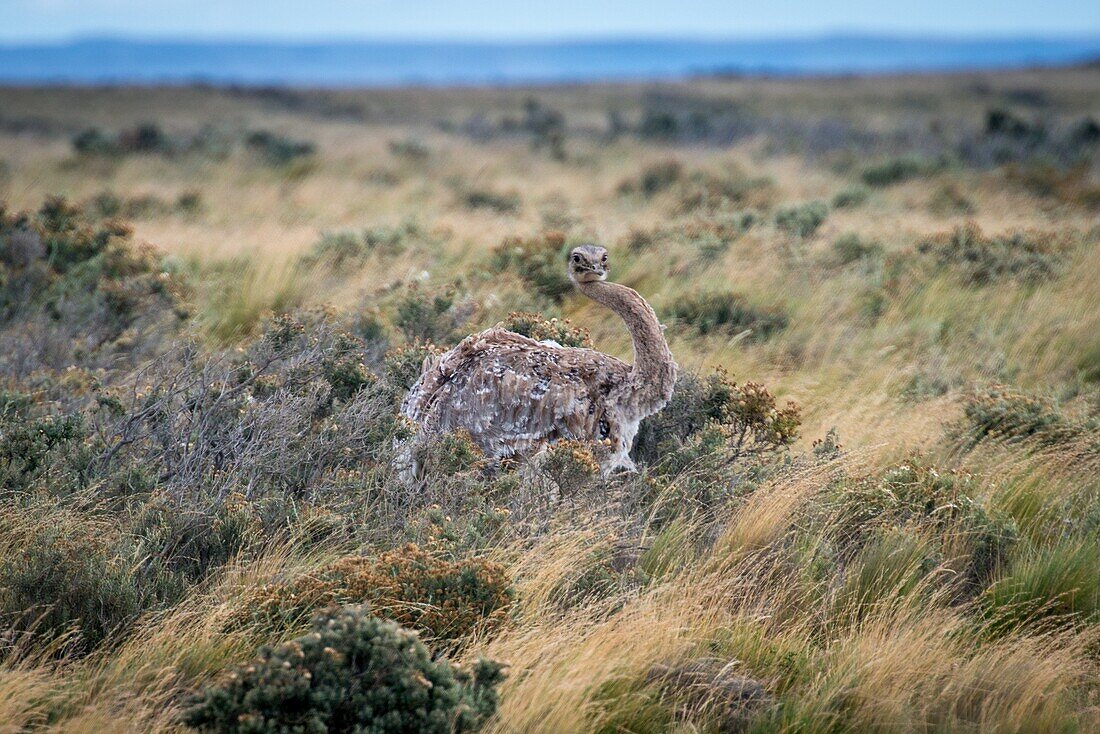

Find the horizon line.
[{"left": 6, "top": 30, "right": 1100, "bottom": 47}]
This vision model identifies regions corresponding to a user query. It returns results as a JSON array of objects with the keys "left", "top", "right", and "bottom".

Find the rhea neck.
[{"left": 574, "top": 277, "right": 677, "bottom": 407}]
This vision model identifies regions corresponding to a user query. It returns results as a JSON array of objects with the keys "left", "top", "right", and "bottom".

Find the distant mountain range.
[{"left": 2, "top": 36, "right": 1099, "bottom": 86}]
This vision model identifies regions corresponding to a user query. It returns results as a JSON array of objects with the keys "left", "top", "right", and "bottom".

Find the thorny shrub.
[{"left": 234, "top": 544, "right": 513, "bottom": 643}]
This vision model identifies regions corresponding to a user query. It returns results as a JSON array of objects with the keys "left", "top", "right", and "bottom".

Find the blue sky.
[{"left": 3, "top": 0, "right": 1100, "bottom": 42}]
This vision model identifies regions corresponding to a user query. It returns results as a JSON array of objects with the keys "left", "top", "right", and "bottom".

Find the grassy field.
[{"left": 0, "top": 67, "right": 1098, "bottom": 731}]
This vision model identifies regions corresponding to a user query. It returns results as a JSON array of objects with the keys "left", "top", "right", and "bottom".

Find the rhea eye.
[
  {"left": 572, "top": 254, "right": 581, "bottom": 263},
  {"left": 601, "top": 255, "right": 607, "bottom": 262}
]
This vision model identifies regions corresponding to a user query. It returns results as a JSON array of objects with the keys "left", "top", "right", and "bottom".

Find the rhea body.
[{"left": 400, "top": 245, "right": 677, "bottom": 474}]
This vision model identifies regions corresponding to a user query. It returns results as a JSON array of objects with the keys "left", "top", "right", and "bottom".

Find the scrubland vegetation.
[{"left": 0, "top": 67, "right": 1099, "bottom": 731}]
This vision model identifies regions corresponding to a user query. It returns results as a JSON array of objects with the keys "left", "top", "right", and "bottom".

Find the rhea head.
[{"left": 568, "top": 244, "right": 609, "bottom": 284}]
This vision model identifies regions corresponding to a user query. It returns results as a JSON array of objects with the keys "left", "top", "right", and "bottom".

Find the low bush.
[
  {"left": 389, "top": 137, "right": 431, "bottom": 160},
  {"left": 860, "top": 156, "right": 936, "bottom": 187},
  {"left": 184, "top": 605, "right": 505, "bottom": 733},
  {"left": 832, "top": 185, "right": 869, "bottom": 208},
  {"left": 0, "top": 196, "right": 189, "bottom": 372},
  {"left": 664, "top": 292, "right": 788, "bottom": 340},
  {"left": 72, "top": 123, "right": 174, "bottom": 157},
  {"left": 831, "top": 233, "right": 882, "bottom": 265},
  {"left": 959, "top": 384, "right": 1090, "bottom": 450},
  {"left": 304, "top": 220, "right": 431, "bottom": 268},
  {"left": 392, "top": 283, "right": 474, "bottom": 345},
  {"left": 490, "top": 231, "right": 572, "bottom": 303},
  {"left": 463, "top": 188, "right": 521, "bottom": 214},
  {"left": 617, "top": 160, "right": 683, "bottom": 197},
  {"left": 500, "top": 311, "right": 591, "bottom": 348},
  {"left": 634, "top": 370, "right": 801, "bottom": 467},
  {"left": 821, "top": 459, "right": 1018, "bottom": 596},
  {"left": 236, "top": 544, "right": 513, "bottom": 643},
  {"left": 244, "top": 130, "right": 315, "bottom": 166},
  {"left": 917, "top": 223, "right": 1065, "bottom": 285},
  {"left": 0, "top": 506, "right": 145, "bottom": 654},
  {"left": 774, "top": 201, "right": 828, "bottom": 238}
]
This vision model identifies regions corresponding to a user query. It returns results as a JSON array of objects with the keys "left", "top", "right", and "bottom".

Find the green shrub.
[
  {"left": 831, "top": 233, "right": 882, "bottom": 265},
  {"left": 245, "top": 130, "right": 315, "bottom": 166},
  {"left": 0, "top": 196, "right": 189, "bottom": 366},
  {"left": 389, "top": 138, "right": 431, "bottom": 160},
  {"left": 463, "top": 188, "right": 520, "bottom": 214},
  {"left": 617, "top": 159, "right": 683, "bottom": 197},
  {"left": 774, "top": 201, "right": 828, "bottom": 238},
  {"left": 72, "top": 123, "right": 174, "bottom": 157},
  {"left": 392, "top": 284, "right": 472, "bottom": 344},
  {"left": 72, "top": 127, "right": 116, "bottom": 156},
  {"left": 959, "top": 384, "right": 1088, "bottom": 449},
  {"left": 305, "top": 220, "right": 429, "bottom": 269},
  {"left": 184, "top": 606, "right": 505, "bottom": 733},
  {"left": 0, "top": 511, "right": 142, "bottom": 653},
  {"left": 832, "top": 185, "right": 869, "bottom": 208},
  {"left": 490, "top": 231, "right": 572, "bottom": 303},
  {"left": 917, "top": 223, "right": 1064, "bottom": 285},
  {"left": 860, "top": 156, "right": 928, "bottom": 187},
  {"left": 664, "top": 292, "right": 788, "bottom": 340},
  {"left": 634, "top": 370, "right": 801, "bottom": 467},
  {"left": 382, "top": 339, "right": 443, "bottom": 393}
]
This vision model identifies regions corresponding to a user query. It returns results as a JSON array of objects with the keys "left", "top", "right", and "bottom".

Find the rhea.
[{"left": 400, "top": 245, "right": 677, "bottom": 475}]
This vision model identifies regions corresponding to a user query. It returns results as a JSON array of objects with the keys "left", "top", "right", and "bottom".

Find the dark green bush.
[
  {"left": 831, "top": 233, "right": 882, "bottom": 265},
  {"left": 389, "top": 138, "right": 431, "bottom": 160},
  {"left": 72, "top": 123, "right": 174, "bottom": 156},
  {"left": 0, "top": 510, "right": 142, "bottom": 653},
  {"left": 617, "top": 160, "right": 683, "bottom": 197},
  {"left": 463, "top": 188, "right": 520, "bottom": 214},
  {"left": 184, "top": 605, "right": 505, "bottom": 733},
  {"left": 245, "top": 130, "right": 315, "bottom": 166},
  {"left": 860, "top": 156, "right": 930, "bottom": 187},
  {"left": 774, "top": 201, "right": 828, "bottom": 238},
  {"left": 917, "top": 223, "right": 1064, "bottom": 286},
  {"left": 664, "top": 292, "right": 788, "bottom": 340},
  {"left": 832, "top": 185, "right": 869, "bottom": 208},
  {"left": 72, "top": 127, "right": 116, "bottom": 156}
]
